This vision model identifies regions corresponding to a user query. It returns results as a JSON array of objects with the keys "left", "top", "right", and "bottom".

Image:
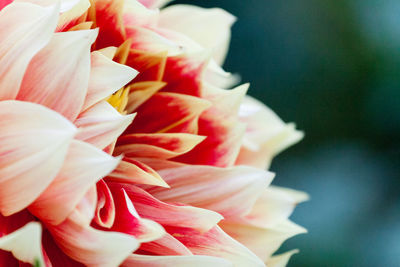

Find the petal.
[
  {"left": 75, "top": 101, "right": 135, "bottom": 149},
  {"left": 108, "top": 182, "right": 223, "bottom": 232},
  {"left": 108, "top": 157, "right": 169, "bottom": 187},
  {"left": 0, "top": 101, "right": 76, "bottom": 216},
  {"left": 0, "top": 222, "right": 44, "bottom": 266},
  {"left": 29, "top": 140, "right": 120, "bottom": 225},
  {"left": 174, "top": 84, "right": 248, "bottom": 167},
  {"left": 94, "top": 180, "right": 116, "bottom": 228},
  {"left": 237, "top": 186, "right": 309, "bottom": 228},
  {"left": 83, "top": 51, "right": 138, "bottom": 110},
  {"left": 149, "top": 165, "right": 274, "bottom": 218},
  {"left": 125, "top": 49, "right": 167, "bottom": 82},
  {"left": 126, "top": 81, "right": 166, "bottom": 113},
  {"left": 165, "top": 226, "right": 265, "bottom": 267},
  {"left": 267, "top": 250, "right": 299, "bottom": 267},
  {"left": 125, "top": 92, "right": 211, "bottom": 134},
  {"left": 220, "top": 220, "right": 307, "bottom": 262},
  {"left": 111, "top": 188, "right": 165, "bottom": 243},
  {"left": 161, "top": 53, "right": 208, "bottom": 97},
  {"left": 57, "top": 0, "right": 91, "bottom": 31},
  {"left": 136, "top": 0, "right": 172, "bottom": 9},
  {"left": 0, "top": 1, "right": 58, "bottom": 100},
  {"left": 159, "top": 5, "right": 236, "bottom": 65},
  {"left": 123, "top": 254, "right": 232, "bottom": 267},
  {"left": 115, "top": 133, "right": 206, "bottom": 159},
  {"left": 236, "top": 96, "right": 303, "bottom": 169},
  {"left": 18, "top": 29, "right": 98, "bottom": 121},
  {"left": 125, "top": 26, "right": 182, "bottom": 55},
  {"left": 139, "top": 233, "right": 192, "bottom": 256},
  {"left": 48, "top": 210, "right": 139, "bottom": 267}
]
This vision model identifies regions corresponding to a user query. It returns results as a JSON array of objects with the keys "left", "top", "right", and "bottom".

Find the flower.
[{"left": 0, "top": 0, "right": 308, "bottom": 266}]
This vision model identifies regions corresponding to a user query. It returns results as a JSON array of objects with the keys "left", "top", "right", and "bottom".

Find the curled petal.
[
  {"left": 94, "top": 180, "right": 116, "bottom": 228},
  {"left": 18, "top": 29, "right": 98, "bottom": 121},
  {"left": 0, "top": 222, "right": 44, "bottom": 265},
  {"left": 29, "top": 140, "right": 120, "bottom": 225},
  {"left": 75, "top": 101, "right": 135, "bottom": 149},
  {"left": 0, "top": 1, "right": 58, "bottom": 100},
  {"left": 149, "top": 165, "right": 274, "bottom": 218},
  {"left": 0, "top": 101, "right": 76, "bottom": 216}
]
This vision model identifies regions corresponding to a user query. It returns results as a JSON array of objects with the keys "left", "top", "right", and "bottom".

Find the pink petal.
[
  {"left": 75, "top": 101, "right": 135, "bottom": 149},
  {"left": 29, "top": 140, "right": 120, "bottom": 225},
  {"left": 18, "top": 29, "right": 98, "bottom": 121},
  {"left": 0, "top": 101, "right": 76, "bottom": 216},
  {"left": 110, "top": 188, "right": 165, "bottom": 243},
  {"left": 148, "top": 165, "right": 273, "bottom": 218},
  {"left": 0, "top": 1, "right": 58, "bottom": 100},
  {"left": 108, "top": 182, "right": 223, "bottom": 232},
  {"left": 48, "top": 210, "right": 139, "bottom": 267}
]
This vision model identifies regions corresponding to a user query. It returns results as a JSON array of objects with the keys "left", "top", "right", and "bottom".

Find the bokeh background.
[{"left": 173, "top": 1, "right": 400, "bottom": 266}]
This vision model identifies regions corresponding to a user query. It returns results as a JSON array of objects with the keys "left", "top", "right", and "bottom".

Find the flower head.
[{"left": 0, "top": 0, "right": 307, "bottom": 266}]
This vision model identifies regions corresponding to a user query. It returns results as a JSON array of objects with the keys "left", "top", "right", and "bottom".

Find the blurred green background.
[{"left": 174, "top": 0, "right": 400, "bottom": 266}]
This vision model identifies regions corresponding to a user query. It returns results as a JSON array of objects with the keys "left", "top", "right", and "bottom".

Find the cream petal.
[
  {"left": 0, "top": 1, "right": 58, "bottom": 100},
  {"left": 0, "top": 222, "right": 44, "bottom": 266},
  {"left": 221, "top": 220, "right": 306, "bottom": 262},
  {"left": 75, "top": 101, "right": 135, "bottom": 149},
  {"left": 237, "top": 96, "right": 303, "bottom": 169},
  {"left": 0, "top": 101, "right": 76, "bottom": 216},
  {"left": 18, "top": 29, "right": 98, "bottom": 121},
  {"left": 236, "top": 186, "right": 309, "bottom": 228},
  {"left": 159, "top": 5, "right": 236, "bottom": 65},
  {"left": 29, "top": 140, "right": 120, "bottom": 225},
  {"left": 83, "top": 51, "right": 138, "bottom": 110},
  {"left": 267, "top": 249, "right": 299, "bottom": 267},
  {"left": 149, "top": 165, "right": 274, "bottom": 218}
]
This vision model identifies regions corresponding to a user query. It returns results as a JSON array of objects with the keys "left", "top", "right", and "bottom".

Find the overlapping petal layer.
[{"left": 0, "top": 0, "right": 307, "bottom": 266}]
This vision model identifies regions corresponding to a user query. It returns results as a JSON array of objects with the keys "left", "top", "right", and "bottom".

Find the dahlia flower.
[{"left": 0, "top": 0, "right": 308, "bottom": 266}]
